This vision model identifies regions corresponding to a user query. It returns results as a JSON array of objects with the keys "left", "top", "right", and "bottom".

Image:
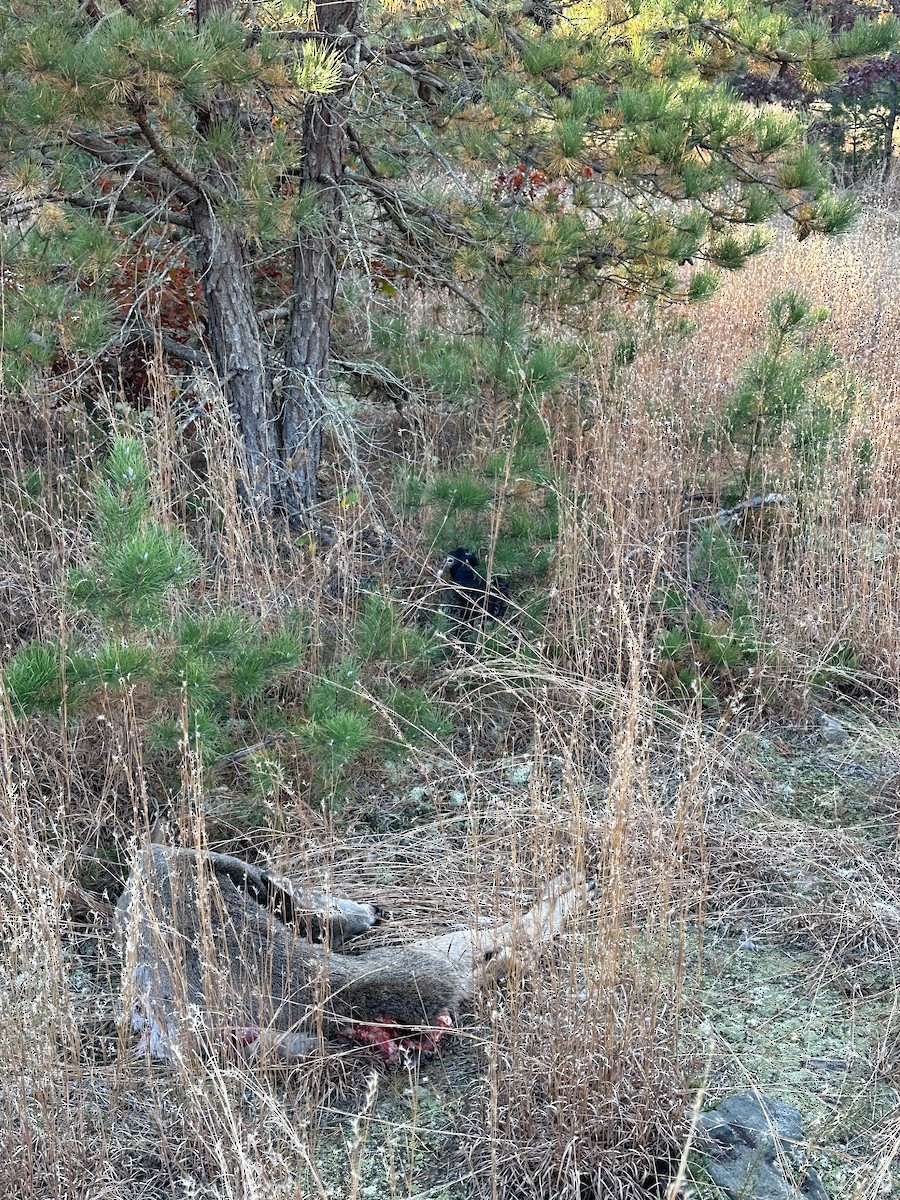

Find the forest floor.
[
  {"left": 57, "top": 699, "right": 899, "bottom": 1200},
  {"left": 282, "top": 702, "right": 900, "bottom": 1200}
]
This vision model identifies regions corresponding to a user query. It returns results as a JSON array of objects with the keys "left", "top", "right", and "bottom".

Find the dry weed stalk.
[{"left": 0, "top": 198, "right": 897, "bottom": 1198}]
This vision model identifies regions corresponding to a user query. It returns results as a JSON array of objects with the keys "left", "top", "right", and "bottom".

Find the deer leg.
[{"left": 411, "top": 874, "right": 594, "bottom": 995}]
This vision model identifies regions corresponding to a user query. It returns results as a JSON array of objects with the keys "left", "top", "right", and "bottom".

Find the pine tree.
[
  {"left": 723, "top": 290, "right": 842, "bottom": 493},
  {"left": 821, "top": 55, "right": 900, "bottom": 179},
  {"left": 0, "top": 0, "right": 896, "bottom": 519},
  {"left": 1, "top": 439, "right": 450, "bottom": 811},
  {"left": 734, "top": 0, "right": 900, "bottom": 181}
]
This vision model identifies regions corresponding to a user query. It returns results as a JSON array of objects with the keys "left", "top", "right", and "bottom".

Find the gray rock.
[
  {"left": 818, "top": 713, "right": 848, "bottom": 744},
  {"left": 698, "top": 1091, "right": 830, "bottom": 1200}
]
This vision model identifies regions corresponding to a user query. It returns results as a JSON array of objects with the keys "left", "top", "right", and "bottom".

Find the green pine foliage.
[
  {"left": 821, "top": 59, "right": 900, "bottom": 180},
  {"left": 381, "top": 684, "right": 454, "bottom": 743},
  {"left": 1, "top": 0, "right": 894, "bottom": 435},
  {"left": 401, "top": 462, "right": 557, "bottom": 588},
  {"left": 4, "top": 439, "right": 302, "bottom": 744},
  {"left": 2, "top": 642, "right": 64, "bottom": 716},
  {"left": 1, "top": 439, "right": 452, "bottom": 815},
  {"left": 296, "top": 709, "right": 374, "bottom": 778},
  {"left": 655, "top": 293, "right": 865, "bottom": 708},
  {"left": 721, "top": 290, "right": 856, "bottom": 493},
  {"left": 736, "top": 0, "right": 899, "bottom": 182},
  {"left": 655, "top": 527, "right": 761, "bottom": 708},
  {"left": 388, "top": 287, "right": 563, "bottom": 608},
  {"left": 68, "top": 439, "right": 199, "bottom": 630},
  {"left": 284, "top": 593, "right": 450, "bottom": 805}
]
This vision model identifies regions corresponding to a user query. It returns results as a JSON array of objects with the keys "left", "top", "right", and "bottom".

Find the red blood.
[
  {"left": 339, "top": 1010, "right": 454, "bottom": 1063},
  {"left": 223, "top": 1025, "right": 262, "bottom": 1047}
]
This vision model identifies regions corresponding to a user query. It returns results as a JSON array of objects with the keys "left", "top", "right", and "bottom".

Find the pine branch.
[
  {"left": 130, "top": 102, "right": 215, "bottom": 202},
  {"left": 68, "top": 131, "right": 196, "bottom": 202},
  {"left": 331, "top": 353, "right": 414, "bottom": 411},
  {"left": 360, "top": 230, "right": 488, "bottom": 319},
  {"left": 469, "top": 0, "right": 569, "bottom": 94},
  {"left": 382, "top": 30, "right": 459, "bottom": 57},
  {"left": 347, "top": 171, "right": 473, "bottom": 244},
  {"left": 470, "top": 0, "right": 529, "bottom": 55},
  {"left": 346, "top": 125, "right": 381, "bottom": 178},
  {"left": 409, "top": 123, "right": 478, "bottom": 203},
  {"left": 386, "top": 59, "right": 449, "bottom": 96},
  {"left": 157, "top": 334, "right": 211, "bottom": 368},
  {"left": 121, "top": 326, "right": 212, "bottom": 368},
  {"left": 280, "top": 22, "right": 462, "bottom": 63},
  {"left": 63, "top": 190, "right": 192, "bottom": 229},
  {"left": 278, "top": 27, "right": 369, "bottom": 50}
]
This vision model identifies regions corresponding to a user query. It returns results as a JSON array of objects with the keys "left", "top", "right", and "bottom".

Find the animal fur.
[
  {"left": 438, "top": 547, "right": 511, "bottom": 623},
  {"left": 117, "top": 845, "right": 591, "bottom": 1064}
]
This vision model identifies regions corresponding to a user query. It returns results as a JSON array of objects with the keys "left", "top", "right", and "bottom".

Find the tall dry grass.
[
  {"left": 0, "top": 686, "right": 709, "bottom": 1198},
  {"left": 0, "top": 196, "right": 898, "bottom": 1198},
  {"left": 609, "top": 204, "right": 900, "bottom": 686}
]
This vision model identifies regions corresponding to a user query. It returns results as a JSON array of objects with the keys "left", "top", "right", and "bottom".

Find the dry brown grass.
[
  {"left": 0, "top": 196, "right": 898, "bottom": 1199},
  {"left": 611, "top": 203, "right": 900, "bottom": 686}
]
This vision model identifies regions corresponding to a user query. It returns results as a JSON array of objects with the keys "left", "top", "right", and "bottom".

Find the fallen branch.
[{"left": 691, "top": 493, "right": 793, "bottom": 528}]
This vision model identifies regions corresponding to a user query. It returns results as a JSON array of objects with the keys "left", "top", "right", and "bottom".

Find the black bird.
[{"left": 438, "top": 547, "right": 511, "bottom": 623}]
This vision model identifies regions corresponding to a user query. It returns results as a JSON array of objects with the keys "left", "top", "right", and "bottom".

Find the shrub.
[{"left": 2, "top": 440, "right": 451, "bottom": 818}]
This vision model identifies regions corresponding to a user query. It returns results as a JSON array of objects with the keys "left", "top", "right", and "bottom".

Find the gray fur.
[
  {"left": 117, "top": 844, "right": 591, "bottom": 1062},
  {"left": 117, "top": 845, "right": 466, "bottom": 1060}
]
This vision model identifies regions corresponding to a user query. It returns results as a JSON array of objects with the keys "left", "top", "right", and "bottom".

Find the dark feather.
[{"left": 438, "top": 547, "right": 510, "bottom": 623}]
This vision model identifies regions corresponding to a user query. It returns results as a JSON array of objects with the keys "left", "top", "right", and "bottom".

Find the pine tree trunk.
[
  {"left": 280, "top": 0, "right": 361, "bottom": 521},
  {"left": 883, "top": 78, "right": 898, "bottom": 180},
  {"left": 188, "top": 0, "right": 360, "bottom": 523},
  {"left": 190, "top": 200, "right": 274, "bottom": 511},
  {"left": 191, "top": 0, "right": 276, "bottom": 514}
]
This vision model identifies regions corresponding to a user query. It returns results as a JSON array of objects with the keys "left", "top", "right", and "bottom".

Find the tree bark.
[
  {"left": 189, "top": 0, "right": 276, "bottom": 513},
  {"left": 190, "top": 199, "right": 274, "bottom": 511},
  {"left": 183, "top": 0, "right": 360, "bottom": 523},
  {"left": 281, "top": 0, "right": 362, "bottom": 520},
  {"left": 883, "top": 77, "right": 898, "bottom": 180}
]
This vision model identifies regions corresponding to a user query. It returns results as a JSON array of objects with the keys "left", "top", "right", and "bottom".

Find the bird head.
[{"left": 438, "top": 547, "right": 479, "bottom": 579}]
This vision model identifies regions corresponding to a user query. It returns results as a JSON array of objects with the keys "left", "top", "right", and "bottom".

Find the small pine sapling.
[
  {"left": 2, "top": 439, "right": 303, "bottom": 784},
  {"left": 2, "top": 443, "right": 454, "bottom": 822},
  {"left": 722, "top": 290, "right": 855, "bottom": 495},
  {"left": 655, "top": 528, "right": 762, "bottom": 707}
]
